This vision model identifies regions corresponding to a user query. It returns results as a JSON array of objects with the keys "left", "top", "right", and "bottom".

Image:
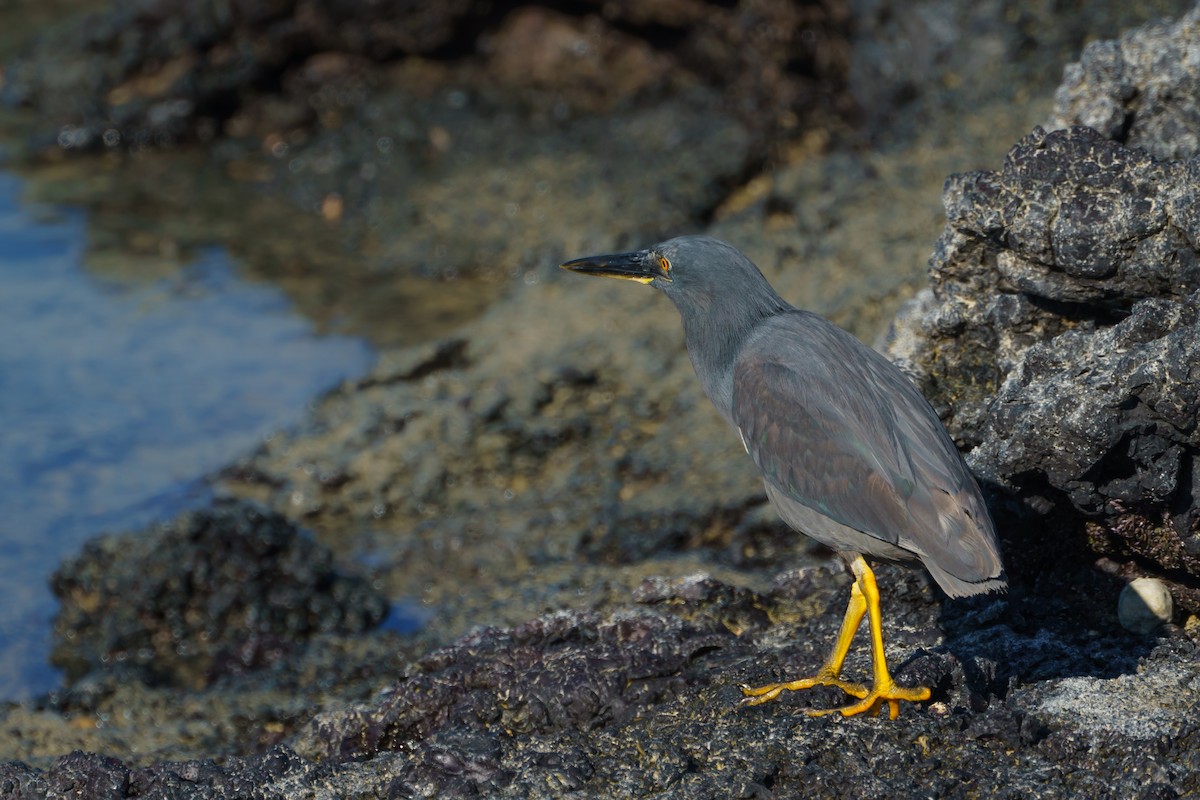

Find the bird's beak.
[{"left": 559, "top": 249, "right": 669, "bottom": 284}]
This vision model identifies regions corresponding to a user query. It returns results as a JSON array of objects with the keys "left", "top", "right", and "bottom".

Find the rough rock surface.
[
  {"left": 885, "top": 5, "right": 1200, "bottom": 611},
  {"left": 1049, "top": 5, "right": 1200, "bottom": 161},
  {"left": 5, "top": 569, "right": 1199, "bottom": 798},
  {"left": 888, "top": 127, "right": 1200, "bottom": 608},
  {"left": 3, "top": 3, "right": 1200, "bottom": 799},
  {"left": 50, "top": 500, "right": 387, "bottom": 688}
]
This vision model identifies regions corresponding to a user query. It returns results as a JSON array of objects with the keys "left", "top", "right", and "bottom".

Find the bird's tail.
[{"left": 918, "top": 481, "right": 1007, "bottom": 598}]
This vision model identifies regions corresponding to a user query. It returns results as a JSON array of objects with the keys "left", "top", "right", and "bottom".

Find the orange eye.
[{"left": 659, "top": 256, "right": 671, "bottom": 273}]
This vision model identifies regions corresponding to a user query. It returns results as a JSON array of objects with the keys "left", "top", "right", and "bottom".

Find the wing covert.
[{"left": 731, "top": 313, "right": 972, "bottom": 552}]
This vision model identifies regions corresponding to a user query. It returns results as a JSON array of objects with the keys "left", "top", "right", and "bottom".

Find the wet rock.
[
  {"left": 0, "top": 745, "right": 334, "bottom": 800},
  {"left": 292, "top": 605, "right": 733, "bottom": 762},
  {"left": 1049, "top": 5, "right": 1200, "bottom": 161},
  {"left": 0, "top": 623, "right": 423, "bottom": 768},
  {"left": 50, "top": 499, "right": 387, "bottom": 687}
]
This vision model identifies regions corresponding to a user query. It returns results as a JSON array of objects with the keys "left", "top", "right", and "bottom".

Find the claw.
[
  {"left": 802, "top": 681, "right": 931, "bottom": 720},
  {"left": 740, "top": 557, "right": 931, "bottom": 720},
  {"left": 741, "top": 672, "right": 869, "bottom": 707}
]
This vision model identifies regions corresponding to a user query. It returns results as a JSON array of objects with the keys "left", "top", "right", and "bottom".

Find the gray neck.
[{"left": 675, "top": 289, "right": 789, "bottom": 426}]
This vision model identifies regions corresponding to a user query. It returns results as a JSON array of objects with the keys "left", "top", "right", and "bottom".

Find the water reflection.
[{"left": 0, "top": 172, "right": 374, "bottom": 701}]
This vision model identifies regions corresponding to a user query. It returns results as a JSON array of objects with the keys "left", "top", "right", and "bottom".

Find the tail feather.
[{"left": 914, "top": 483, "right": 1006, "bottom": 598}]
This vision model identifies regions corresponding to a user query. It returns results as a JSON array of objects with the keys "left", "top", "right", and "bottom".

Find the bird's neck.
[{"left": 678, "top": 292, "right": 789, "bottom": 426}]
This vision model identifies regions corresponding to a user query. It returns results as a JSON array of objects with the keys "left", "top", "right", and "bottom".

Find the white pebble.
[{"left": 1118, "top": 577, "right": 1173, "bottom": 634}]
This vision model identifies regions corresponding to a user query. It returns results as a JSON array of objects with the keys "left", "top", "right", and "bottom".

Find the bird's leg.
[
  {"left": 809, "top": 556, "right": 931, "bottom": 719},
  {"left": 741, "top": 572, "right": 871, "bottom": 705},
  {"left": 741, "top": 556, "right": 931, "bottom": 719}
]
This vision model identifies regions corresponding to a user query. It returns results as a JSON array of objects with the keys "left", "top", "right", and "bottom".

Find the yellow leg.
[
  {"left": 741, "top": 577, "right": 871, "bottom": 704},
  {"left": 741, "top": 555, "right": 931, "bottom": 719}
]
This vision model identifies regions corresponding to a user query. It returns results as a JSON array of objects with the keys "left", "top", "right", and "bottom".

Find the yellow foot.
[
  {"left": 741, "top": 676, "right": 930, "bottom": 720},
  {"left": 740, "top": 670, "right": 869, "bottom": 706},
  {"left": 805, "top": 680, "right": 931, "bottom": 720}
]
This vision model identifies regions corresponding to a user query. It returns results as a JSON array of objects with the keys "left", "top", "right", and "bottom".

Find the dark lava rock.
[
  {"left": 887, "top": 125, "right": 1200, "bottom": 604},
  {"left": 0, "top": 0, "right": 487, "bottom": 150},
  {"left": 971, "top": 288, "right": 1200, "bottom": 533},
  {"left": 5, "top": 568, "right": 1200, "bottom": 798},
  {"left": 942, "top": 128, "right": 1198, "bottom": 309},
  {"left": 884, "top": 7, "right": 1200, "bottom": 600},
  {"left": 1050, "top": 5, "right": 1200, "bottom": 161},
  {"left": 0, "top": 0, "right": 851, "bottom": 153},
  {"left": 50, "top": 499, "right": 387, "bottom": 687},
  {"left": 293, "top": 603, "right": 733, "bottom": 763},
  {"left": 0, "top": 745, "right": 332, "bottom": 800}
]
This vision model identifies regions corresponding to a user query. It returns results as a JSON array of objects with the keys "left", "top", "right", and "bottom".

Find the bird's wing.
[{"left": 731, "top": 313, "right": 965, "bottom": 551}]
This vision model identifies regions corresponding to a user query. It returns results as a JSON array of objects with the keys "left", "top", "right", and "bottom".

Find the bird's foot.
[
  {"left": 804, "top": 679, "right": 931, "bottom": 720},
  {"left": 740, "top": 669, "right": 869, "bottom": 706},
  {"left": 741, "top": 675, "right": 930, "bottom": 720}
]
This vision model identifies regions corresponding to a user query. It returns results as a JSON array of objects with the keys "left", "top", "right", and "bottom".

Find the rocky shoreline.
[{"left": 2, "top": 2, "right": 1199, "bottom": 798}]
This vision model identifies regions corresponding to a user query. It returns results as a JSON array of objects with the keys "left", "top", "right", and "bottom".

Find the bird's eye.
[{"left": 659, "top": 256, "right": 671, "bottom": 273}]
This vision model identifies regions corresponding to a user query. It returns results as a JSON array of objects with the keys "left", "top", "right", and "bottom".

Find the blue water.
[{"left": 0, "top": 172, "right": 375, "bottom": 701}]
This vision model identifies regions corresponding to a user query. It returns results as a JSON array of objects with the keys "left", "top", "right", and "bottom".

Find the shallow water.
[{"left": 0, "top": 172, "right": 375, "bottom": 701}]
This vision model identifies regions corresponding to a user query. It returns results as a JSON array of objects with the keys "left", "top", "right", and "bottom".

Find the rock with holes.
[
  {"left": 7, "top": 570, "right": 1200, "bottom": 798},
  {"left": 1048, "top": 5, "right": 1200, "bottom": 162},
  {"left": 886, "top": 122, "right": 1200, "bottom": 604}
]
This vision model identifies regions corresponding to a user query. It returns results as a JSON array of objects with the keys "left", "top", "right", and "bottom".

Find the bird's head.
[{"left": 560, "top": 235, "right": 781, "bottom": 315}]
